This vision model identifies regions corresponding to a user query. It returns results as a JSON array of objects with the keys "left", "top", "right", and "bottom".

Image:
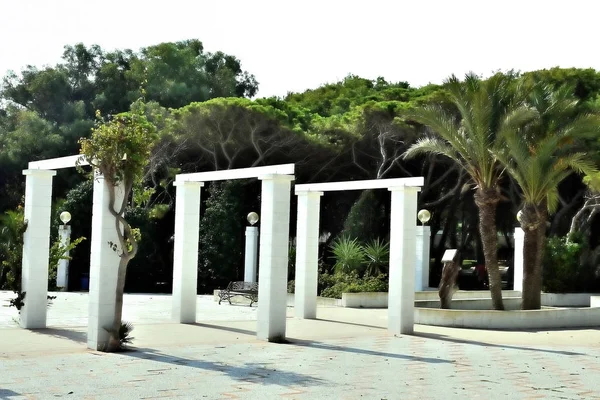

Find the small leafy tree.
[{"left": 79, "top": 109, "right": 157, "bottom": 351}]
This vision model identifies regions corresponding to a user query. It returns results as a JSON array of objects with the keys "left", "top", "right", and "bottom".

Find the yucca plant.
[
  {"left": 119, "top": 321, "right": 135, "bottom": 346},
  {"left": 330, "top": 235, "right": 366, "bottom": 274},
  {"left": 362, "top": 238, "right": 390, "bottom": 276}
]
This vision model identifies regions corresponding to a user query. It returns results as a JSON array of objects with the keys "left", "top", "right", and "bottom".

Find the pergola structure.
[
  {"left": 171, "top": 164, "right": 295, "bottom": 342},
  {"left": 293, "top": 177, "right": 424, "bottom": 335},
  {"left": 20, "top": 155, "right": 124, "bottom": 350}
]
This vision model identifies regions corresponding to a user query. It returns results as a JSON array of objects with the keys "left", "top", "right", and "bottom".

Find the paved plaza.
[{"left": 1, "top": 291, "right": 600, "bottom": 399}]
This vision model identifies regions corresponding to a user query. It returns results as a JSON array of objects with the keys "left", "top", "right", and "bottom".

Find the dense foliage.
[{"left": 2, "top": 38, "right": 600, "bottom": 298}]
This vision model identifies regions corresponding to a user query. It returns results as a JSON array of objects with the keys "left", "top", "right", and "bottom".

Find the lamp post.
[
  {"left": 415, "top": 209, "right": 431, "bottom": 291},
  {"left": 244, "top": 212, "right": 259, "bottom": 283},
  {"left": 57, "top": 211, "right": 72, "bottom": 290}
]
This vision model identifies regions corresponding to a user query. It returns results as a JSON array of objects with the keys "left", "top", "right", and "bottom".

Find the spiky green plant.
[
  {"left": 119, "top": 321, "right": 135, "bottom": 345},
  {"left": 329, "top": 235, "right": 366, "bottom": 274},
  {"left": 362, "top": 238, "right": 390, "bottom": 277}
]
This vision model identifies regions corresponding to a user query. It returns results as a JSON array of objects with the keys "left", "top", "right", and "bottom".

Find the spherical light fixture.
[
  {"left": 247, "top": 212, "right": 259, "bottom": 226},
  {"left": 516, "top": 210, "right": 523, "bottom": 223},
  {"left": 60, "top": 211, "right": 72, "bottom": 225},
  {"left": 417, "top": 209, "right": 431, "bottom": 225}
]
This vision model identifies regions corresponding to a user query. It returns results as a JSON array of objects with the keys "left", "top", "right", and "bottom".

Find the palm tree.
[
  {"left": 403, "top": 73, "right": 536, "bottom": 310},
  {"left": 495, "top": 83, "right": 600, "bottom": 309}
]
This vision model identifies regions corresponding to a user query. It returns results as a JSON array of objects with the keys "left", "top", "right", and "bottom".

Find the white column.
[
  {"left": 415, "top": 225, "right": 431, "bottom": 291},
  {"left": 87, "top": 174, "right": 125, "bottom": 350},
  {"left": 56, "top": 225, "right": 72, "bottom": 289},
  {"left": 513, "top": 227, "right": 524, "bottom": 292},
  {"left": 388, "top": 186, "right": 419, "bottom": 335},
  {"left": 171, "top": 181, "right": 203, "bottom": 323},
  {"left": 294, "top": 191, "right": 323, "bottom": 319},
  {"left": 257, "top": 174, "right": 294, "bottom": 342},
  {"left": 20, "top": 169, "right": 56, "bottom": 329},
  {"left": 244, "top": 226, "right": 259, "bottom": 283}
]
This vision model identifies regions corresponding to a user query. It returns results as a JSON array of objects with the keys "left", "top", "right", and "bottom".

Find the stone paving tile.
[{"left": 3, "top": 335, "right": 598, "bottom": 399}]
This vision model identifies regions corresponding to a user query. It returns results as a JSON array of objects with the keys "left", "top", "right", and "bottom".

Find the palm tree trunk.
[
  {"left": 474, "top": 188, "right": 504, "bottom": 310},
  {"left": 521, "top": 204, "right": 547, "bottom": 310},
  {"left": 438, "top": 260, "right": 460, "bottom": 308}
]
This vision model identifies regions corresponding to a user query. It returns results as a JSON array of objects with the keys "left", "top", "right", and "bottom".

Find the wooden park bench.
[{"left": 218, "top": 281, "right": 259, "bottom": 306}]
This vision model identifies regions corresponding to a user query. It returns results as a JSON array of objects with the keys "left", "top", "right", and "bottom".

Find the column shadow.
[
  {"left": 29, "top": 327, "right": 87, "bottom": 344},
  {"left": 414, "top": 331, "right": 588, "bottom": 356},
  {"left": 0, "top": 388, "right": 22, "bottom": 399},
  {"left": 187, "top": 322, "right": 452, "bottom": 364},
  {"left": 124, "top": 348, "right": 327, "bottom": 387}
]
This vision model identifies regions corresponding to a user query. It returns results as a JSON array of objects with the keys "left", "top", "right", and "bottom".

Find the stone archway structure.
[
  {"left": 293, "top": 177, "right": 424, "bottom": 335},
  {"left": 20, "top": 155, "right": 124, "bottom": 350},
  {"left": 171, "top": 164, "right": 295, "bottom": 342}
]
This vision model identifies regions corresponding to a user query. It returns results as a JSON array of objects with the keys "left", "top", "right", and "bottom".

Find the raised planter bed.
[{"left": 415, "top": 307, "right": 600, "bottom": 329}]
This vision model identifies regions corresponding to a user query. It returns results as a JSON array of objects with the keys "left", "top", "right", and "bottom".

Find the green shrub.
[
  {"left": 543, "top": 236, "right": 585, "bottom": 293},
  {"left": 287, "top": 280, "right": 295, "bottom": 294},
  {"left": 198, "top": 181, "right": 245, "bottom": 292},
  {"left": 362, "top": 238, "right": 389, "bottom": 276},
  {"left": 320, "top": 271, "right": 388, "bottom": 298},
  {"left": 329, "top": 235, "right": 365, "bottom": 274},
  {"left": 341, "top": 190, "right": 386, "bottom": 243}
]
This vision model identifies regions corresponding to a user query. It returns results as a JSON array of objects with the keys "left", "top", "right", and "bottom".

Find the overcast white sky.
[{"left": 1, "top": 0, "right": 599, "bottom": 98}]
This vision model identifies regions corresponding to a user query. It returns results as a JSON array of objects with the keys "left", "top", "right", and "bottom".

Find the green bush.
[
  {"left": 329, "top": 235, "right": 366, "bottom": 274},
  {"left": 362, "top": 238, "right": 390, "bottom": 276},
  {"left": 319, "top": 271, "right": 388, "bottom": 298},
  {"left": 341, "top": 190, "right": 386, "bottom": 243},
  {"left": 543, "top": 236, "right": 585, "bottom": 293},
  {"left": 198, "top": 181, "right": 245, "bottom": 292}
]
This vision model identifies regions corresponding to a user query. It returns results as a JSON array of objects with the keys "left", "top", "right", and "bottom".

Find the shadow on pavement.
[
  {"left": 31, "top": 327, "right": 87, "bottom": 344},
  {"left": 0, "top": 388, "right": 22, "bottom": 399},
  {"left": 314, "top": 318, "right": 385, "bottom": 330},
  {"left": 188, "top": 322, "right": 450, "bottom": 364},
  {"left": 124, "top": 348, "right": 326, "bottom": 387},
  {"left": 415, "top": 331, "right": 587, "bottom": 356},
  {"left": 287, "top": 338, "right": 453, "bottom": 364},
  {"left": 189, "top": 322, "right": 255, "bottom": 336}
]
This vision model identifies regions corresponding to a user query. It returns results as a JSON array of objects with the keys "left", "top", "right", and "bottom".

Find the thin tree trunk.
[
  {"left": 107, "top": 257, "right": 129, "bottom": 351},
  {"left": 521, "top": 204, "right": 547, "bottom": 310},
  {"left": 438, "top": 260, "right": 460, "bottom": 309},
  {"left": 474, "top": 188, "right": 504, "bottom": 310}
]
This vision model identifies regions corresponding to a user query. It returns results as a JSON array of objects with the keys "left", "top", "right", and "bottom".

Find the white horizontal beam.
[
  {"left": 28, "top": 155, "right": 88, "bottom": 170},
  {"left": 295, "top": 177, "right": 424, "bottom": 193},
  {"left": 175, "top": 164, "right": 295, "bottom": 183}
]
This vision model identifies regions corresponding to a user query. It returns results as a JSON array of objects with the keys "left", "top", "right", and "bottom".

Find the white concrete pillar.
[
  {"left": 513, "top": 227, "right": 524, "bottom": 292},
  {"left": 388, "top": 186, "right": 419, "bottom": 335},
  {"left": 294, "top": 191, "right": 323, "bottom": 319},
  {"left": 244, "top": 226, "right": 259, "bottom": 283},
  {"left": 171, "top": 181, "right": 203, "bottom": 323},
  {"left": 87, "top": 174, "right": 125, "bottom": 350},
  {"left": 20, "top": 169, "right": 56, "bottom": 329},
  {"left": 56, "top": 224, "right": 71, "bottom": 289},
  {"left": 415, "top": 225, "right": 431, "bottom": 291},
  {"left": 257, "top": 174, "right": 294, "bottom": 342}
]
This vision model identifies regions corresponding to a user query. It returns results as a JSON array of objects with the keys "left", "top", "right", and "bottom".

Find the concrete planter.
[
  {"left": 415, "top": 307, "right": 600, "bottom": 329},
  {"left": 541, "top": 293, "right": 596, "bottom": 307},
  {"left": 341, "top": 292, "right": 388, "bottom": 308}
]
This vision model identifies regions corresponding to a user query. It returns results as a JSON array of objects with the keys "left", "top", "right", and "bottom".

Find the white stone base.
[{"left": 415, "top": 307, "right": 600, "bottom": 329}]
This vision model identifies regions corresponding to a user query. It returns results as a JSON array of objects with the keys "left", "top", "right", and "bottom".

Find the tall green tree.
[
  {"left": 403, "top": 73, "right": 536, "bottom": 310},
  {"left": 79, "top": 109, "right": 158, "bottom": 351},
  {"left": 495, "top": 84, "right": 600, "bottom": 309}
]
